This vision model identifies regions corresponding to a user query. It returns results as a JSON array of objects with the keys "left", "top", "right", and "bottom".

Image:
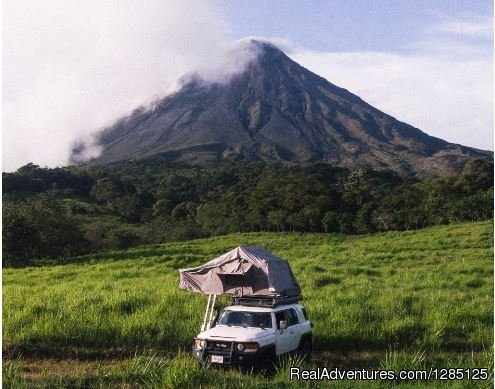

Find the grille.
[{"left": 206, "top": 340, "right": 233, "bottom": 352}]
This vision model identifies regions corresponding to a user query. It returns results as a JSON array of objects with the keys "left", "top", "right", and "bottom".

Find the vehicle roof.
[{"left": 224, "top": 304, "right": 304, "bottom": 313}]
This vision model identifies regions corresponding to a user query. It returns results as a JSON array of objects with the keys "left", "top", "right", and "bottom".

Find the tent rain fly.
[{"left": 179, "top": 246, "right": 301, "bottom": 297}]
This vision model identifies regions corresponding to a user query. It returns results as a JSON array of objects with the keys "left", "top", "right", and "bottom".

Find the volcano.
[{"left": 80, "top": 40, "right": 492, "bottom": 175}]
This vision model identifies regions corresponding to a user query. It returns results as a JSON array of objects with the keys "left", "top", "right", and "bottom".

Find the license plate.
[{"left": 210, "top": 355, "right": 223, "bottom": 364}]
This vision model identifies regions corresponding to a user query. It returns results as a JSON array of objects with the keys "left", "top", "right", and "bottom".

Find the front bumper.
[{"left": 192, "top": 346, "right": 261, "bottom": 367}]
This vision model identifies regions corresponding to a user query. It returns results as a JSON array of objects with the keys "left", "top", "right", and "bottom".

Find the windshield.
[{"left": 218, "top": 310, "right": 272, "bottom": 329}]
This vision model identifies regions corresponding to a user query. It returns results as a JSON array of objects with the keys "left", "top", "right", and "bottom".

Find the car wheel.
[
  {"left": 258, "top": 349, "right": 276, "bottom": 376},
  {"left": 298, "top": 338, "right": 312, "bottom": 362}
]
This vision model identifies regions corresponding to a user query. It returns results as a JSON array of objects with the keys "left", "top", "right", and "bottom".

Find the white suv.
[{"left": 191, "top": 302, "right": 312, "bottom": 369}]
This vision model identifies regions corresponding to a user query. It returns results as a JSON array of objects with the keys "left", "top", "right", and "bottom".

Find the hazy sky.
[
  {"left": 2, "top": 0, "right": 493, "bottom": 171},
  {"left": 219, "top": 0, "right": 493, "bottom": 52}
]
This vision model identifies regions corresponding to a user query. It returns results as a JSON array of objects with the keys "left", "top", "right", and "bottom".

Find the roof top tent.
[
  {"left": 179, "top": 246, "right": 302, "bottom": 330},
  {"left": 179, "top": 245, "right": 301, "bottom": 297}
]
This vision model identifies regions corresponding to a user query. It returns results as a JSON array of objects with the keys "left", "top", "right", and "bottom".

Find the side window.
[
  {"left": 287, "top": 308, "right": 299, "bottom": 326},
  {"left": 275, "top": 311, "right": 287, "bottom": 329},
  {"left": 301, "top": 308, "right": 308, "bottom": 321}
]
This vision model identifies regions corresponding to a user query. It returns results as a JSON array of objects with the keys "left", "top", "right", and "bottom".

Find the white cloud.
[
  {"left": 409, "top": 14, "right": 493, "bottom": 58},
  {"left": 430, "top": 14, "right": 493, "bottom": 39},
  {"left": 2, "top": 0, "right": 251, "bottom": 171}
]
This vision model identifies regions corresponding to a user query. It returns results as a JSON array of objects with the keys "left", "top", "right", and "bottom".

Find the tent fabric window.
[{"left": 222, "top": 274, "right": 245, "bottom": 287}]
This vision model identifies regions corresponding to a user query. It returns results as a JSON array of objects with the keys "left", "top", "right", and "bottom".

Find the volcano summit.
[{"left": 79, "top": 40, "right": 492, "bottom": 175}]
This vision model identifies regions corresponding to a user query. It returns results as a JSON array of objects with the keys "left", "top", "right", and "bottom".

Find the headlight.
[
  {"left": 236, "top": 342, "right": 258, "bottom": 352},
  {"left": 194, "top": 338, "right": 206, "bottom": 349}
]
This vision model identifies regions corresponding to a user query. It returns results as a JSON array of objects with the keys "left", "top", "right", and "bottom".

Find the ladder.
[{"left": 201, "top": 294, "right": 217, "bottom": 332}]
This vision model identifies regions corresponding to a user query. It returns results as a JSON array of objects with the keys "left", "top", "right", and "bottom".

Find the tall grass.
[{"left": 3, "top": 221, "right": 493, "bottom": 387}]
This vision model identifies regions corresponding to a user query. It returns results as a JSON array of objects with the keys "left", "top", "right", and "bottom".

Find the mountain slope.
[{"left": 82, "top": 40, "right": 492, "bottom": 175}]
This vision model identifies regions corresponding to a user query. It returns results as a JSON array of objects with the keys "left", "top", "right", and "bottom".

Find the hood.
[{"left": 199, "top": 325, "right": 275, "bottom": 341}]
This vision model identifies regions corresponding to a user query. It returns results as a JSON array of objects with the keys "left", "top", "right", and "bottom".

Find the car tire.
[
  {"left": 258, "top": 349, "right": 276, "bottom": 375},
  {"left": 298, "top": 338, "right": 312, "bottom": 363}
]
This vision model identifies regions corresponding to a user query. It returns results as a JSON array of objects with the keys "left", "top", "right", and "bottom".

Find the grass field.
[{"left": 3, "top": 221, "right": 493, "bottom": 388}]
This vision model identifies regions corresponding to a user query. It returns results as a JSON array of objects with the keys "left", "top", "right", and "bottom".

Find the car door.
[
  {"left": 285, "top": 308, "right": 302, "bottom": 352},
  {"left": 274, "top": 310, "right": 292, "bottom": 355}
]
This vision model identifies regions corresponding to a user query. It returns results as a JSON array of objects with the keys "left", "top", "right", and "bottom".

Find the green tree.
[
  {"left": 2, "top": 198, "right": 90, "bottom": 266},
  {"left": 268, "top": 209, "right": 289, "bottom": 232},
  {"left": 2, "top": 202, "right": 39, "bottom": 266},
  {"left": 460, "top": 159, "right": 493, "bottom": 193},
  {"left": 108, "top": 226, "right": 141, "bottom": 249},
  {"left": 322, "top": 211, "right": 338, "bottom": 233},
  {"left": 90, "top": 178, "right": 120, "bottom": 206}
]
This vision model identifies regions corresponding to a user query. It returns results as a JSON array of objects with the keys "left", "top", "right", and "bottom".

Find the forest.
[{"left": 2, "top": 157, "right": 493, "bottom": 267}]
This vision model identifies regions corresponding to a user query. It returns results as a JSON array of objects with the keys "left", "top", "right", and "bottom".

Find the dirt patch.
[
  {"left": 313, "top": 351, "right": 383, "bottom": 369},
  {"left": 13, "top": 358, "right": 125, "bottom": 381},
  {"left": 3, "top": 345, "right": 170, "bottom": 360}
]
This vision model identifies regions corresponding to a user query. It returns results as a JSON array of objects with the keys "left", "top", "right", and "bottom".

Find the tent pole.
[
  {"left": 207, "top": 294, "right": 217, "bottom": 330},
  {"left": 201, "top": 294, "right": 212, "bottom": 332}
]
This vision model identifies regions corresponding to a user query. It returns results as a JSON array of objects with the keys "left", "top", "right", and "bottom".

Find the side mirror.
[{"left": 280, "top": 320, "right": 288, "bottom": 330}]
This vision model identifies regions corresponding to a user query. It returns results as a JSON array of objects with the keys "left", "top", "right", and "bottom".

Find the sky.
[{"left": 2, "top": 0, "right": 494, "bottom": 171}]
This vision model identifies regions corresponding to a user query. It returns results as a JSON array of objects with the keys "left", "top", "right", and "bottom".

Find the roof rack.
[{"left": 231, "top": 294, "right": 303, "bottom": 308}]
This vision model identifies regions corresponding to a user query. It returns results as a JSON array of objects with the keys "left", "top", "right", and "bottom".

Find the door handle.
[{"left": 289, "top": 330, "right": 295, "bottom": 334}]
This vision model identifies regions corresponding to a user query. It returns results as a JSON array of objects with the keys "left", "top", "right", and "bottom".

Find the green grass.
[{"left": 3, "top": 221, "right": 493, "bottom": 387}]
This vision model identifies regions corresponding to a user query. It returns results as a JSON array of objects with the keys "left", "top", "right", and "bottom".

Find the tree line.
[{"left": 2, "top": 158, "right": 493, "bottom": 267}]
